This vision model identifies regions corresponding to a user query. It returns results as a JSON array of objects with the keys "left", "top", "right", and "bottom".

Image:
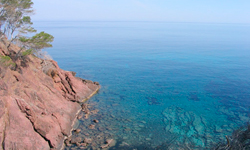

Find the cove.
[{"left": 34, "top": 21, "right": 250, "bottom": 149}]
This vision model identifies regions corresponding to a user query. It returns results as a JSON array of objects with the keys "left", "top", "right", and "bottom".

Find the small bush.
[
  {"left": 0, "top": 55, "right": 16, "bottom": 67},
  {"left": 22, "top": 49, "right": 33, "bottom": 56}
]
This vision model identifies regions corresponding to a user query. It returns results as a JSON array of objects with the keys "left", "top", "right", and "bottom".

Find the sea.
[{"left": 34, "top": 21, "right": 250, "bottom": 149}]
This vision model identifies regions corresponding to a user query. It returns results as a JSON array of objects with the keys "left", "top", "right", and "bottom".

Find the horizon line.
[{"left": 32, "top": 20, "right": 250, "bottom": 25}]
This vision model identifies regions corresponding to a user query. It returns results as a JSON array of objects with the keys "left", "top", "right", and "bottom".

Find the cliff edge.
[{"left": 0, "top": 42, "right": 100, "bottom": 150}]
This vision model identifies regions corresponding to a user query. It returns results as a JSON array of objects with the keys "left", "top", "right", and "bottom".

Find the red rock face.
[{"left": 0, "top": 45, "right": 100, "bottom": 149}]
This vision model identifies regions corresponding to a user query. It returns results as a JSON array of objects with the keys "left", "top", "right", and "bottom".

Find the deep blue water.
[{"left": 34, "top": 21, "right": 250, "bottom": 149}]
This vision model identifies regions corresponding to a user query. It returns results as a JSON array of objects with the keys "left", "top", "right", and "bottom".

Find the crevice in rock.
[
  {"left": 60, "top": 83, "right": 67, "bottom": 96},
  {"left": 42, "top": 84, "right": 55, "bottom": 94},
  {"left": 2, "top": 103, "right": 10, "bottom": 150},
  {"left": 51, "top": 113, "right": 67, "bottom": 136},
  {"left": 57, "top": 73, "right": 78, "bottom": 101},
  {"left": 2, "top": 124, "right": 6, "bottom": 150},
  {"left": 14, "top": 99, "right": 53, "bottom": 148},
  {"left": 58, "top": 76, "right": 71, "bottom": 96},
  {"left": 65, "top": 76, "right": 76, "bottom": 94},
  {"left": 24, "top": 90, "right": 30, "bottom": 99},
  {"left": 33, "top": 128, "right": 53, "bottom": 148}
]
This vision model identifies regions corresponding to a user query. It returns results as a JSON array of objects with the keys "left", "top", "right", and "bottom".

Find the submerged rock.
[
  {"left": 77, "top": 112, "right": 84, "bottom": 120},
  {"left": 215, "top": 125, "right": 223, "bottom": 133},
  {"left": 213, "top": 124, "right": 250, "bottom": 150},
  {"left": 139, "top": 124, "right": 145, "bottom": 128},
  {"left": 101, "top": 139, "right": 116, "bottom": 149},
  {"left": 74, "top": 129, "right": 81, "bottom": 133},
  {"left": 84, "top": 138, "right": 92, "bottom": 144},
  {"left": 89, "top": 124, "right": 95, "bottom": 129},
  {"left": 71, "top": 137, "right": 82, "bottom": 144},
  {"left": 93, "top": 119, "right": 99, "bottom": 123},
  {"left": 146, "top": 97, "right": 160, "bottom": 105},
  {"left": 162, "top": 106, "right": 210, "bottom": 147},
  {"left": 188, "top": 92, "right": 200, "bottom": 101}
]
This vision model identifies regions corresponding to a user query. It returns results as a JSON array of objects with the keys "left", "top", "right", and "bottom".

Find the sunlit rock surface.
[{"left": 0, "top": 43, "right": 100, "bottom": 149}]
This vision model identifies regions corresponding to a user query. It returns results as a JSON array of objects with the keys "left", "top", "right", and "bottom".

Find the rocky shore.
[{"left": 0, "top": 43, "right": 100, "bottom": 150}]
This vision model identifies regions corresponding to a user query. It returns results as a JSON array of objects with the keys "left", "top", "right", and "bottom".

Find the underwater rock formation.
[
  {"left": 162, "top": 106, "right": 249, "bottom": 149},
  {"left": 146, "top": 97, "right": 160, "bottom": 105},
  {"left": 188, "top": 92, "right": 200, "bottom": 101},
  {"left": 213, "top": 124, "right": 250, "bottom": 150}
]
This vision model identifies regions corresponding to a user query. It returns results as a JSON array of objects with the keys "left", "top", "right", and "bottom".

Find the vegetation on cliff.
[
  {"left": 0, "top": 0, "right": 53, "bottom": 67},
  {"left": 0, "top": 1, "right": 100, "bottom": 149}
]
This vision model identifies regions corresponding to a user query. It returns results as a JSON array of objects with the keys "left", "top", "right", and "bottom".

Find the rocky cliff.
[{"left": 0, "top": 42, "right": 100, "bottom": 150}]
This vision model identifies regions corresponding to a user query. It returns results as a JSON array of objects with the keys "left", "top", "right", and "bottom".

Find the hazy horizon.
[{"left": 32, "top": 0, "right": 250, "bottom": 24}]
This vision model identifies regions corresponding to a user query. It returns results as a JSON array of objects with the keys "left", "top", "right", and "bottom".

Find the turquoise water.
[{"left": 34, "top": 21, "right": 250, "bottom": 149}]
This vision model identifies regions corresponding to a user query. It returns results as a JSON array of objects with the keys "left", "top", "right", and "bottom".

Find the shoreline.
[{"left": 61, "top": 85, "right": 101, "bottom": 150}]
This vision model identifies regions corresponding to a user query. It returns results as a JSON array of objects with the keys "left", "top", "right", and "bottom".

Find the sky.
[{"left": 32, "top": 0, "right": 250, "bottom": 23}]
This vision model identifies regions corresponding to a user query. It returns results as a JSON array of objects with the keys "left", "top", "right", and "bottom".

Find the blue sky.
[{"left": 32, "top": 0, "right": 250, "bottom": 23}]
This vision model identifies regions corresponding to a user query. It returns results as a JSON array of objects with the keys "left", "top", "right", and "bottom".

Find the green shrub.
[
  {"left": 0, "top": 56, "right": 16, "bottom": 67},
  {"left": 22, "top": 49, "right": 33, "bottom": 56}
]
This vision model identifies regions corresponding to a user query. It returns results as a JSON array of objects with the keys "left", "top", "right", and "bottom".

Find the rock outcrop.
[{"left": 0, "top": 43, "right": 100, "bottom": 150}]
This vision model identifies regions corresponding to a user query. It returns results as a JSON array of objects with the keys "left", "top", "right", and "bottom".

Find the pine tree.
[{"left": 0, "top": 0, "right": 54, "bottom": 61}]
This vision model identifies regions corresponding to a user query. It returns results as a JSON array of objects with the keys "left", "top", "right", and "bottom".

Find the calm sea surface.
[{"left": 34, "top": 21, "right": 250, "bottom": 149}]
